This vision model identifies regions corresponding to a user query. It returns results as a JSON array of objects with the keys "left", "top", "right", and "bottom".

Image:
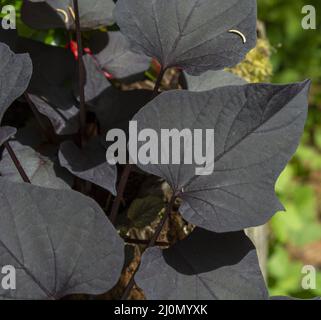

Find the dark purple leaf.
[
  {"left": 21, "top": 0, "right": 115, "bottom": 30},
  {"left": 59, "top": 138, "right": 117, "bottom": 195},
  {"left": 0, "top": 43, "right": 32, "bottom": 123},
  {"left": 90, "top": 31, "right": 151, "bottom": 80},
  {"left": 136, "top": 228, "right": 268, "bottom": 299},
  {"left": 114, "top": 0, "right": 257, "bottom": 75},
  {"left": 0, "top": 178, "right": 124, "bottom": 299},
  {"left": 132, "top": 81, "right": 310, "bottom": 232},
  {"left": 183, "top": 70, "right": 246, "bottom": 92}
]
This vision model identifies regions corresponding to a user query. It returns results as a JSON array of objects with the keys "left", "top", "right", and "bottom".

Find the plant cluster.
[{"left": 0, "top": 0, "right": 317, "bottom": 300}]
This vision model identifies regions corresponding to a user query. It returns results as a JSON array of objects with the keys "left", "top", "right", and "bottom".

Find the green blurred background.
[
  {"left": 259, "top": 0, "right": 321, "bottom": 298},
  {"left": 1, "top": 0, "right": 321, "bottom": 298}
]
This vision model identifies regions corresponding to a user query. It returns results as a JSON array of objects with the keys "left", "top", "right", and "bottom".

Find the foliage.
[{"left": 0, "top": 0, "right": 318, "bottom": 300}]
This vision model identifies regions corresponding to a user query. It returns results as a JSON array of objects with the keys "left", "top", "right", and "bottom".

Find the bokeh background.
[{"left": 1, "top": 0, "right": 321, "bottom": 298}]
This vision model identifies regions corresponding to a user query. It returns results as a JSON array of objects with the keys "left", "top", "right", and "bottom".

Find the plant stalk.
[
  {"left": 121, "top": 195, "right": 176, "bottom": 300},
  {"left": 152, "top": 68, "right": 165, "bottom": 98},
  {"left": 109, "top": 164, "right": 133, "bottom": 224},
  {"left": 4, "top": 141, "right": 31, "bottom": 184},
  {"left": 73, "top": 0, "right": 86, "bottom": 146}
]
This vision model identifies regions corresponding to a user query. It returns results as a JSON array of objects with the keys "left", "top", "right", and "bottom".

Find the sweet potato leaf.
[
  {"left": 0, "top": 179, "right": 124, "bottom": 299},
  {"left": 73, "top": 54, "right": 112, "bottom": 104},
  {"left": 0, "top": 43, "right": 32, "bottom": 123},
  {"left": 132, "top": 81, "right": 310, "bottom": 232},
  {"left": 90, "top": 31, "right": 151, "bottom": 80},
  {"left": 135, "top": 228, "right": 268, "bottom": 300},
  {"left": 21, "top": 0, "right": 115, "bottom": 30},
  {"left": 59, "top": 138, "right": 117, "bottom": 195},
  {"left": 17, "top": 38, "right": 78, "bottom": 135},
  {"left": 114, "top": 0, "right": 257, "bottom": 75},
  {"left": 89, "top": 88, "right": 151, "bottom": 135},
  {"left": 183, "top": 70, "right": 246, "bottom": 92}
]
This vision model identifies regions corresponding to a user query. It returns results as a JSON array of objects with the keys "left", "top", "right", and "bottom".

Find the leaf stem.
[
  {"left": 73, "top": 0, "right": 86, "bottom": 145},
  {"left": 152, "top": 68, "right": 166, "bottom": 98},
  {"left": 109, "top": 164, "right": 133, "bottom": 224},
  {"left": 4, "top": 141, "right": 31, "bottom": 184},
  {"left": 121, "top": 195, "right": 176, "bottom": 300}
]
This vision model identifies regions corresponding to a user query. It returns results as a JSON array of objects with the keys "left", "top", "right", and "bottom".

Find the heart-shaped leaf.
[
  {"left": 90, "top": 31, "right": 151, "bottom": 80},
  {"left": 0, "top": 179, "right": 124, "bottom": 299},
  {"left": 135, "top": 228, "right": 268, "bottom": 300},
  {"left": 59, "top": 138, "right": 117, "bottom": 195},
  {"left": 0, "top": 43, "right": 32, "bottom": 123},
  {"left": 0, "top": 126, "right": 16, "bottom": 147},
  {"left": 132, "top": 81, "right": 310, "bottom": 232},
  {"left": 183, "top": 70, "right": 246, "bottom": 92},
  {"left": 21, "top": 0, "right": 115, "bottom": 30},
  {"left": 114, "top": 0, "right": 257, "bottom": 75}
]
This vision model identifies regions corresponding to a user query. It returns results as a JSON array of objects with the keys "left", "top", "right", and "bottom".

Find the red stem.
[
  {"left": 4, "top": 141, "right": 31, "bottom": 184},
  {"left": 109, "top": 164, "right": 133, "bottom": 224},
  {"left": 73, "top": 0, "right": 86, "bottom": 146}
]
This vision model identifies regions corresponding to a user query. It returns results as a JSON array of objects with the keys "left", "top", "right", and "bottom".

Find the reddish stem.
[
  {"left": 4, "top": 141, "right": 31, "bottom": 184},
  {"left": 73, "top": 0, "right": 86, "bottom": 146}
]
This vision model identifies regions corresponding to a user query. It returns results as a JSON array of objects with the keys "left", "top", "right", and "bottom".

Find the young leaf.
[
  {"left": 183, "top": 70, "right": 246, "bottom": 92},
  {"left": 90, "top": 31, "right": 151, "bottom": 80},
  {"left": 132, "top": 81, "right": 310, "bottom": 232},
  {"left": 114, "top": 0, "right": 257, "bottom": 75},
  {"left": 0, "top": 126, "right": 17, "bottom": 147},
  {"left": 21, "top": 0, "right": 115, "bottom": 30},
  {"left": 0, "top": 179, "right": 124, "bottom": 299},
  {"left": 135, "top": 228, "right": 268, "bottom": 300},
  {"left": 127, "top": 196, "right": 164, "bottom": 228},
  {"left": 59, "top": 138, "right": 117, "bottom": 195},
  {"left": 0, "top": 43, "right": 32, "bottom": 123}
]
